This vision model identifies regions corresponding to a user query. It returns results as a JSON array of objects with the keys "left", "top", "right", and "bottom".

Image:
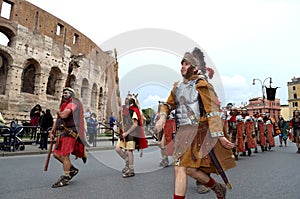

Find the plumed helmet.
[
  {"left": 192, "top": 47, "right": 206, "bottom": 70},
  {"left": 63, "top": 87, "right": 75, "bottom": 97},
  {"left": 181, "top": 52, "right": 200, "bottom": 68},
  {"left": 192, "top": 47, "right": 215, "bottom": 79}
]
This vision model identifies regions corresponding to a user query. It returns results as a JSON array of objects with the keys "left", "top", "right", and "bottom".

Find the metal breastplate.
[{"left": 175, "top": 79, "right": 200, "bottom": 125}]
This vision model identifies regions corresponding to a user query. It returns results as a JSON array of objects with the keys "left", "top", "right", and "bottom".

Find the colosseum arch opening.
[
  {"left": 91, "top": 83, "right": 98, "bottom": 109},
  {"left": 46, "top": 67, "right": 62, "bottom": 98},
  {"left": 0, "top": 24, "right": 16, "bottom": 47},
  {"left": 0, "top": 54, "right": 9, "bottom": 95},
  {"left": 69, "top": 74, "right": 76, "bottom": 88},
  {"left": 81, "top": 78, "right": 89, "bottom": 105},
  {"left": 21, "top": 59, "right": 40, "bottom": 94}
]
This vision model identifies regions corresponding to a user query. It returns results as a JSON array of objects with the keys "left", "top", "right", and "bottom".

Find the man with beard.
[
  {"left": 155, "top": 48, "right": 236, "bottom": 199},
  {"left": 50, "top": 87, "right": 87, "bottom": 188}
]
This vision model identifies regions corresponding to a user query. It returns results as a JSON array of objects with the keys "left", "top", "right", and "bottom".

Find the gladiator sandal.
[
  {"left": 70, "top": 165, "right": 79, "bottom": 180},
  {"left": 159, "top": 156, "right": 169, "bottom": 167},
  {"left": 211, "top": 182, "right": 227, "bottom": 199},
  {"left": 122, "top": 157, "right": 129, "bottom": 174},
  {"left": 122, "top": 168, "right": 135, "bottom": 178},
  {"left": 51, "top": 175, "right": 71, "bottom": 188},
  {"left": 195, "top": 181, "right": 210, "bottom": 194}
]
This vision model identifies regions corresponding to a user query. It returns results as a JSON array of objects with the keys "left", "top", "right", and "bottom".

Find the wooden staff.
[
  {"left": 44, "top": 55, "right": 83, "bottom": 171},
  {"left": 119, "top": 107, "right": 126, "bottom": 147}
]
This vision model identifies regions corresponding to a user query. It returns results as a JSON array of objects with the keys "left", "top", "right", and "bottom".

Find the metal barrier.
[{"left": 98, "top": 122, "right": 116, "bottom": 146}]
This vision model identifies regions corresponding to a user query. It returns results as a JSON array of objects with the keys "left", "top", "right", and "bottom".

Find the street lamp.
[{"left": 252, "top": 77, "right": 272, "bottom": 112}]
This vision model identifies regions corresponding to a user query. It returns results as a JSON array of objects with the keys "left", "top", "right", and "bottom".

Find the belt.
[{"left": 57, "top": 130, "right": 78, "bottom": 138}]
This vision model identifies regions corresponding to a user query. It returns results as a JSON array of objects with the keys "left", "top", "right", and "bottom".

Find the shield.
[
  {"left": 258, "top": 122, "right": 266, "bottom": 147},
  {"left": 237, "top": 121, "right": 245, "bottom": 152},
  {"left": 267, "top": 124, "right": 275, "bottom": 147},
  {"left": 164, "top": 119, "right": 176, "bottom": 156},
  {"left": 245, "top": 121, "right": 257, "bottom": 148}
]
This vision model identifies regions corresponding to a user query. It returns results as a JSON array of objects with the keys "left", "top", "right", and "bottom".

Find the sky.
[{"left": 26, "top": 0, "right": 300, "bottom": 109}]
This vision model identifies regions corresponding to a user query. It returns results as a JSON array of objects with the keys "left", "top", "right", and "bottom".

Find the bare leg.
[
  {"left": 174, "top": 166, "right": 187, "bottom": 196},
  {"left": 127, "top": 150, "right": 134, "bottom": 166},
  {"left": 186, "top": 168, "right": 210, "bottom": 184},
  {"left": 115, "top": 145, "right": 127, "bottom": 160}
]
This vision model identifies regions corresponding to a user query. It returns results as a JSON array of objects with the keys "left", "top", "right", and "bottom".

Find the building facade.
[
  {"left": 0, "top": 0, "right": 121, "bottom": 122},
  {"left": 245, "top": 97, "right": 281, "bottom": 120},
  {"left": 287, "top": 77, "right": 300, "bottom": 118}
]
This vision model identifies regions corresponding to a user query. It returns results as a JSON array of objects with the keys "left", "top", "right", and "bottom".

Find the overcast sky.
[{"left": 26, "top": 0, "right": 300, "bottom": 109}]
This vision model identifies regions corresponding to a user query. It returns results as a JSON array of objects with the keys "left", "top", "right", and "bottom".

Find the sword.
[{"left": 209, "top": 149, "right": 232, "bottom": 189}]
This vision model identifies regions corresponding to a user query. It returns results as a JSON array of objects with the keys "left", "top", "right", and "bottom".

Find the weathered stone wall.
[{"left": 0, "top": 0, "right": 121, "bottom": 123}]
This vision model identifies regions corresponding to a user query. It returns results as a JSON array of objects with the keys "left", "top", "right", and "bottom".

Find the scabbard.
[
  {"left": 209, "top": 149, "right": 232, "bottom": 189},
  {"left": 55, "top": 132, "right": 60, "bottom": 150}
]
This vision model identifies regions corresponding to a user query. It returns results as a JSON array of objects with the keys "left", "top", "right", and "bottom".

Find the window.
[
  {"left": 294, "top": 94, "right": 297, "bottom": 99},
  {"left": 293, "top": 102, "right": 298, "bottom": 107},
  {"left": 1, "top": 1, "right": 12, "bottom": 19},
  {"left": 73, "top": 33, "right": 79, "bottom": 44},
  {"left": 56, "top": 23, "right": 64, "bottom": 36},
  {"left": 293, "top": 86, "right": 296, "bottom": 91}
]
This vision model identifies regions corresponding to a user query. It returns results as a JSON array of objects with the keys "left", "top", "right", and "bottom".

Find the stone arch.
[
  {"left": 81, "top": 78, "right": 89, "bottom": 105},
  {"left": 69, "top": 74, "right": 76, "bottom": 88},
  {"left": 91, "top": 83, "right": 98, "bottom": 109},
  {"left": 21, "top": 59, "right": 41, "bottom": 94},
  {"left": 46, "top": 67, "right": 62, "bottom": 97},
  {"left": 0, "top": 50, "right": 13, "bottom": 95},
  {"left": 0, "top": 24, "right": 17, "bottom": 47}
]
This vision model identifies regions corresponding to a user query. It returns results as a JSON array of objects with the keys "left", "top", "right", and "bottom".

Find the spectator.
[
  {"left": 84, "top": 108, "right": 92, "bottom": 120},
  {"left": 39, "top": 109, "right": 54, "bottom": 150},
  {"left": 86, "top": 113, "right": 98, "bottom": 147},
  {"left": 109, "top": 112, "right": 117, "bottom": 131},
  {"left": 30, "top": 104, "right": 42, "bottom": 145}
]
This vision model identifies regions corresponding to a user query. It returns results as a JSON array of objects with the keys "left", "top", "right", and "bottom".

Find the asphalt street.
[{"left": 0, "top": 138, "right": 299, "bottom": 199}]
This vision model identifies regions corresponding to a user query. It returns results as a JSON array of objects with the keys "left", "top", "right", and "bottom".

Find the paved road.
[{"left": 0, "top": 138, "right": 299, "bottom": 199}]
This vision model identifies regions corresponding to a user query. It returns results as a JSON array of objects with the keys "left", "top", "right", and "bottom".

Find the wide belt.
[{"left": 57, "top": 129, "right": 78, "bottom": 139}]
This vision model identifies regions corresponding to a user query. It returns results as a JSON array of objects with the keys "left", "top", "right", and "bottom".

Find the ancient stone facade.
[{"left": 0, "top": 0, "right": 121, "bottom": 123}]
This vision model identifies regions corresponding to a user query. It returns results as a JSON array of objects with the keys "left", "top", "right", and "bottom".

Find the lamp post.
[{"left": 252, "top": 77, "right": 272, "bottom": 113}]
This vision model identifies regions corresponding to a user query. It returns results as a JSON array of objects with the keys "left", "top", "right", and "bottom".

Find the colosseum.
[{"left": 0, "top": 0, "right": 121, "bottom": 124}]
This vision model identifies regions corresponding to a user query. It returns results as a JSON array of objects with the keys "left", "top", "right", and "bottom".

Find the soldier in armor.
[
  {"left": 50, "top": 87, "right": 87, "bottom": 188},
  {"left": 155, "top": 48, "right": 236, "bottom": 199},
  {"left": 115, "top": 93, "right": 148, "bottom": 178},
  {"left": 290, "top": 110, "right": 300, "bottom": 153},
  {"left": 263, "top": 112, "right": 279, "bottom": 151},
  {"left": 226, "top": 105, "right": 239, "bottom": 160}
]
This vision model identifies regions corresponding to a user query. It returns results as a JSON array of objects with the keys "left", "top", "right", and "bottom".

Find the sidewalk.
[{"left": 0, "top": 136, "right": 158, "bottom": 157}]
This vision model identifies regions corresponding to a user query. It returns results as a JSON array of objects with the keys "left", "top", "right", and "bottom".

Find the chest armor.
[{"left": 175, "top": 79, "right": 201, "bottom": 125}]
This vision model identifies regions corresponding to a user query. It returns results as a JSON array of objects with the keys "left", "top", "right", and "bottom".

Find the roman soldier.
[
  {"left": 155, "top": 48, "right": 236, "bottom": 199},
  {"left": 115, "top": 92, "right": 148, "bottom": 177},
  {"left": 50, "top": 87, "right": 87, "bottom": 188}
]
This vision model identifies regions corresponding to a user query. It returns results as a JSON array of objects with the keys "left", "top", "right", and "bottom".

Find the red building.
[{"left": 245, "top": 97, "right": 281, "bottom": 120}]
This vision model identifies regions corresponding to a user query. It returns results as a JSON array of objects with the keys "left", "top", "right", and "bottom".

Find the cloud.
[
  {"left": 140, "top": 95, "right": 167, "bottom": 110},
  {"left": 221, "top": 75, "right": 254, "bottom": 105}
]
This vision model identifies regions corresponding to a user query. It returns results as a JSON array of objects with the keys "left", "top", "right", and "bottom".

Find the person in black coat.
[{"left": 39, "top": 109, "right": 53, "bottom": 150}]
